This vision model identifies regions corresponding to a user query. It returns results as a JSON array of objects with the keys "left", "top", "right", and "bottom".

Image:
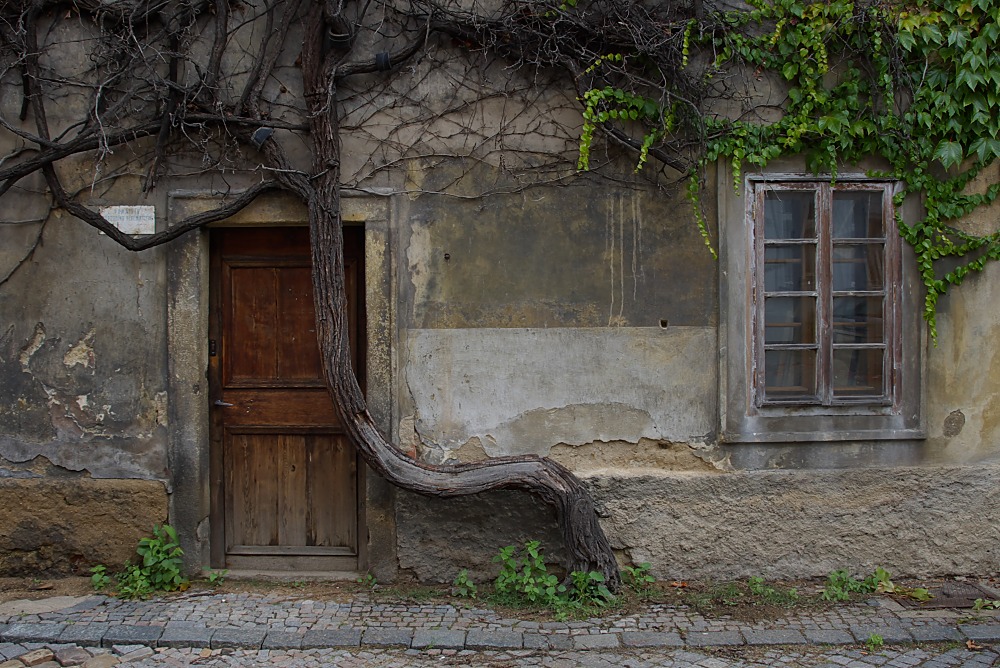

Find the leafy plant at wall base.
[
  {"left": 973, "top": 598, "right": 1000, "bottom": 611},
  {"left": 568, "top": 570, "right": 615, "bottom": 607},
  {"left": 204, "top": 568, "right": 228, "bottom": 587},
  {"left": 90, "top": 565, "right": 110, "bottom": 592},
  {"left": 819, "top": 570, "right": 876, "bottom": 602},
  {"left": 136, "top": 524, "right": 188, "bottom": 592},
  {"left": 622, "top": 562, "right": 656, "bottom": 593},
  {"left": 452, "top": 569, "right": 478, "bottom": 599},
  {"left": 357, "top": 573, "right": 377, "bottom": 589},
  {"left": 115, "top": 563, "right": 153, "bottom": 600},
  {"left": 747, "top": 576, "right": 798, "bottom": 605},
  {"left": 873, "top": 567, "right": 933, "bottom": 602},
  {"left": 493, "top": 540, "right": 566, "bottom": 607}
]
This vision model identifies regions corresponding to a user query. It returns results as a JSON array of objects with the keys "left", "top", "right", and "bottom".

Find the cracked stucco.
[
  {"left": 0, "top": 217, "right": 168, "bottom": 481},
  {"left": 398, "top": 326, "right": 717, "bottom": 462},
  {"left": 1, "top": 323, "right": 168, "bottom": 478}
]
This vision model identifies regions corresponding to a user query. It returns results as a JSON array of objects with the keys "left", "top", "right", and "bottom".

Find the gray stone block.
[
  {"left": 803, "top": 629, "right": 854, "bottom": 645},
  {"left": 849, "top": 625, "right": 913, "bottom": 644},
  {"left": 960, "top": 624, "right": 1000, "bottom": 642},
  {"left": 908, "top": 625, "right": 962, "bottom": 643},
  {"left": 58, "top": 624, "right": 110, "bottom": 647},
  {"left": 685, "top": 631, "right": 744, "bottom": 647},
  {"left": 3, "top": 623, "right": 66, "bottom": 644},
  {"left": 361, "top": 627, "right": 413, "bottom": 647},
  {"left": 100, "top": 625, "right": 162, "bottom": 648},
  {"left": 209, "top": 628, "right": 265, "bottom": 650},
  {"left": 361, "top": 628, "right": 413, "bottom": 647},
  {"left": 743, "top": 629, "right": 808, "bottom": 645},
  {"left": 572, "top": 633, "right": 620, "bottom": 650},
  {"left": 301, "top": 629, "right": 361, "bottom": 649},
  {"left": 540, "top": 634, "right": 574, "bottom": 650},
  {"left": 411, "top": 630, "right": 466, "bottom": 649},
  {"left": 158, "top": 626, "right": 214, "bottom": 648},
  {"left": 0, "top": 642, "right": 26, "bottom": 660},
  {"left": 465, "top": 629, "right": 523, "bottom": 649},
  {"left": 622, "top": 631, "right": 685, "bottom": 648},
  {"left": 262, "top": 632, "right": 303, "bottom": 650}
]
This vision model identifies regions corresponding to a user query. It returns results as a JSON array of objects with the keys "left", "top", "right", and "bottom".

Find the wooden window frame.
[
  {"left": 751, "top": 181, "right": 901, "bottom": 409},
  {"left": 718, "top": 167, "right": 925, "bottom": 444}
]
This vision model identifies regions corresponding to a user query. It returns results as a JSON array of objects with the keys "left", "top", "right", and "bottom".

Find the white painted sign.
[{"left": 99, "top": 205, "right": 156, "bottom": 235}]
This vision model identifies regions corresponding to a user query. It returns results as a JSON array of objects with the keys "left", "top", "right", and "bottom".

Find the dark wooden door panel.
[{"left": 210, "top": 226, "right": 364, "bottom": 571}]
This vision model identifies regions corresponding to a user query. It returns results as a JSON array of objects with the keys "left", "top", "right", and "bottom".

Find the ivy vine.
[{"left": 577, "top": 0, "right": 1000, "bottom": 341}]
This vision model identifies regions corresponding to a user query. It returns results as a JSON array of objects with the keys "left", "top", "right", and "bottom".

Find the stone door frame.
[{"left": 165, "top": 190, "right": 398, "bottom": 578}]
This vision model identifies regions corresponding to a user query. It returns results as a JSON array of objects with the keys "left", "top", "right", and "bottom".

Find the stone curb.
[{"left": 1, "top": 622, "right": 998, "bottom": 652}]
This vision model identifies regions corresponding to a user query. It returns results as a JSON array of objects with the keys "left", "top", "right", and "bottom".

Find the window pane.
[
  {"left": 832, "top": 296, "right": 884, "bottom": 343},
  {"left": 832, "top": 192, "right": 883, "bottom": 238},
  {"left": 832, "top": 243, "right": 884, "bottom": 291},
  {"left": 764, "top": 349, "right": 817, "bottom": 400},
  {"left": 832, "top": 348, "right": 884, "bottom": 397},
  {"left": 765, "top": 296, "right": 816, "bottom": 344},
  {"left": 764, "top": 191, "right": 816, "bottom": 239},
  {"left": 765, "top": 244, "right": 817, "bottom": 292}
]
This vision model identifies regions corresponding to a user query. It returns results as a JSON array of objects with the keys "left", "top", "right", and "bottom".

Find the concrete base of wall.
[
  {"left": 0, "top": 478, "right": 168, "bottom": 575},
  {"left": 395, "top": 465, "right": 1000, "bottom": 582}
]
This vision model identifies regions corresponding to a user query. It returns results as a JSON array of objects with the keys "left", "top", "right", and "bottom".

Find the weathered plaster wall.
[
  {"left": 0, "top": 215, "right": 169, "bottom": 481},
  {"left": 391, "top": 177, "right": 720, "bottom": 465},
  {"left": 923, "top": 260, "right": 1000, "bottom": 464}
]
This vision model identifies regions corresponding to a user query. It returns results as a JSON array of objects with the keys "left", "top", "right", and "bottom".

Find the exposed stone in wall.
[
  {"left": 0, "top": 478, "right": 168, "bottom": 575},
  {"left": 395, "top": 489, "right": 565, "bottom": 583},
  {"left": 548, "top": 438, "right": 724, "bottom": 473}
]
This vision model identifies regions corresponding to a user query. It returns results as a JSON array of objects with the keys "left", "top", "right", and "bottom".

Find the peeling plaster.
[
  {"left": 62, "top": 329, "right": 95, "bottom": 369},
  {"left": 18, "top": 323, "right": 46, "bottom": 369},
  {"left": 3, "top": 324, "right": 167, "bottom": 479},
  {"left": 548, "top": 438, "right": 723, "bottom": 472},
  {"left": 482, "top": 402, "right": 659, "bottom": 457},
  {"left": 401, "top": 326, "right": 717, "bottom": 460}
]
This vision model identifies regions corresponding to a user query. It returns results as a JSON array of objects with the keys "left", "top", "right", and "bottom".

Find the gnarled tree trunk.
[{"left": 296, "top": 1, "right": 621, "bottom": 588}]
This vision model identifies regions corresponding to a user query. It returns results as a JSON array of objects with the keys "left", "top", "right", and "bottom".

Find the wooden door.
[{"left": 209, "top": 227, "right": 365, "bottom": 571}]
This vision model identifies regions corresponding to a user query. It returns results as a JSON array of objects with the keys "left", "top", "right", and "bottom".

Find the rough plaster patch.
[
  {"left": 943, "top": 410, "right": 966, "bottom": 437},
  {"left": 585, "top": 465, "right": 1000, "bottom": 580},
  {"left": 62, "top": 329, "right": 95, "bottom": 368},
  {"left": 402, "top": 327, "right": 716, "bottom": 458}
]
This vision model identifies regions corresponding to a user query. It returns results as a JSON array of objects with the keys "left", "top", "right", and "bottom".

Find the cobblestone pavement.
[
  {"left": 1, "top": 589, "right": 1000, "bottom": 666},
  {"left": 3, "top": 642, "right": 1000, "bottom": 667}
]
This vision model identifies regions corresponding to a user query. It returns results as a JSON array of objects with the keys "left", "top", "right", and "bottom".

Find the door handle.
[{"left": 214, "top": 400, "right": 234, "bottom": 407}]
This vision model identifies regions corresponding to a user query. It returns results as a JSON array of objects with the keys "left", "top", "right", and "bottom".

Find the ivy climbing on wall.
[{"left": 578, "top": 0, "right": 1000, "bottom": 340}]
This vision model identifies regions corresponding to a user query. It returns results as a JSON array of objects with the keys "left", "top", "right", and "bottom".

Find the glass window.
[{"left": 754, "top": 183, "right": 895, "bottom": 406}]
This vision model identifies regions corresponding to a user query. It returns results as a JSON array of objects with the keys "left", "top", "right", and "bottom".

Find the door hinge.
[{"left": 209, "top": 339, "right": 217, "bottom": 357}]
